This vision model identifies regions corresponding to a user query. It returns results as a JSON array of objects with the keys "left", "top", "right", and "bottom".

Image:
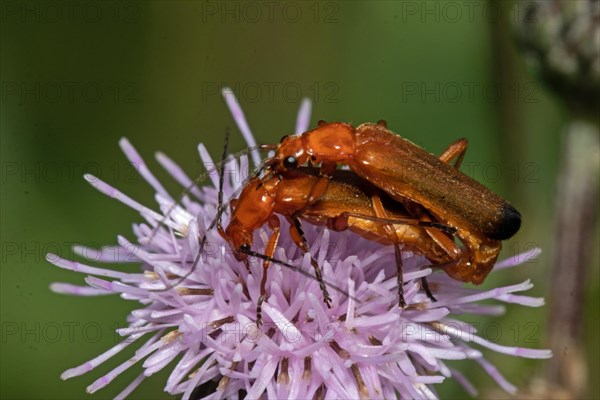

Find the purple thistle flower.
[{"left": 48, "top": 88, "right": 551, "bottom": 399}]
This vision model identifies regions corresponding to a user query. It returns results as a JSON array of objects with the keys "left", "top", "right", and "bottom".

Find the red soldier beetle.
[{"left": 267, "top": 121, "right": 521, "bottom": 285}]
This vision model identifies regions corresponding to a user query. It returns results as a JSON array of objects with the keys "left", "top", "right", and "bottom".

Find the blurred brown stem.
[{"left": 546, "top": 119, "right": 599, "bottom": 397}]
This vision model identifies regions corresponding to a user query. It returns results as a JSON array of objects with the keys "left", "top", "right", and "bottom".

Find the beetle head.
[{"left": 272, "top": 135, "right": 309, "bottom": 172}]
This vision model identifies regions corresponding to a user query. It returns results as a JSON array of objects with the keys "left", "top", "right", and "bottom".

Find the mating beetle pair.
[
  {"left": 219, "top": 120, "right": 521, "bottom": 324},
  {"left": 156, "top": 120, "right": 521, "bottom": 326}
]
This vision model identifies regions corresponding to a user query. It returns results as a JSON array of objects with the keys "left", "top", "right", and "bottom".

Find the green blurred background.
[{"left": 1, "top": 1, "right": 598, "bottom": 399}]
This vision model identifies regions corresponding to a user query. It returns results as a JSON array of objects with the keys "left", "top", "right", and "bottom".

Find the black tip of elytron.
[{"left": 490, "top": 204, "right": 522, "bottom": 240}]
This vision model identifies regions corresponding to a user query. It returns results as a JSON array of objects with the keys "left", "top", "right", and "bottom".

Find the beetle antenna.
[
  {"left": 216, "top": 128, "right": 231, "bottom": 230},
  {"left": 421, "top": 222, "right": 457, "bottom": 235},
  {"left": 151, "top": 128, "right": 232, "bottom": 292},
  {"left": 147, "top": 143, "right": 275, "bottom": 247}
]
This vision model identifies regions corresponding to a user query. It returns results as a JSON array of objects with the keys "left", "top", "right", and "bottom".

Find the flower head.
[{"left": 48, "top": 88, "right": 551, "bottom": 399}]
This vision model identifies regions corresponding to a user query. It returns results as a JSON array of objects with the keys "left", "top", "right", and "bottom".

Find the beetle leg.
[
  {"left": 414, "top": 212, "right": 460, "bottom": 302},
  {"left": 328, "top": 210, "right": 456, "bottom": 249},
  {"left": 218, "top": 199, "right": 240, "bottom": 241},
  {"left": 370, "top": 193, "right": 408, "bottom": 308},
  {"left": 285, "top": 216, "right": 332, "bottom": 308},
  {"left": 255, "top": 214, "right": 281, "bottom": 327},
  {"left": 303, "top": 161, "right": 337, "bottom": 207},
  {"left": 420, "top": 276, "right": 437, "bottom": 302},
  {"left": 444, "top": 234, "right": 502, "bottom": 285},
  {"left": 439, "top": 138, "right": 469, "bottom": 168},
  {"left": 415, "top": 137, "right": 470, "bottom": 260},
  {"left": 329, "top": 208, "right": 444, "bottom": 303},
  {"left": 419, "top": 214, "right": 462, "bottom": 259},
  {"left": 327, "top": 211, "right": 455, "bottom": 234}
]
